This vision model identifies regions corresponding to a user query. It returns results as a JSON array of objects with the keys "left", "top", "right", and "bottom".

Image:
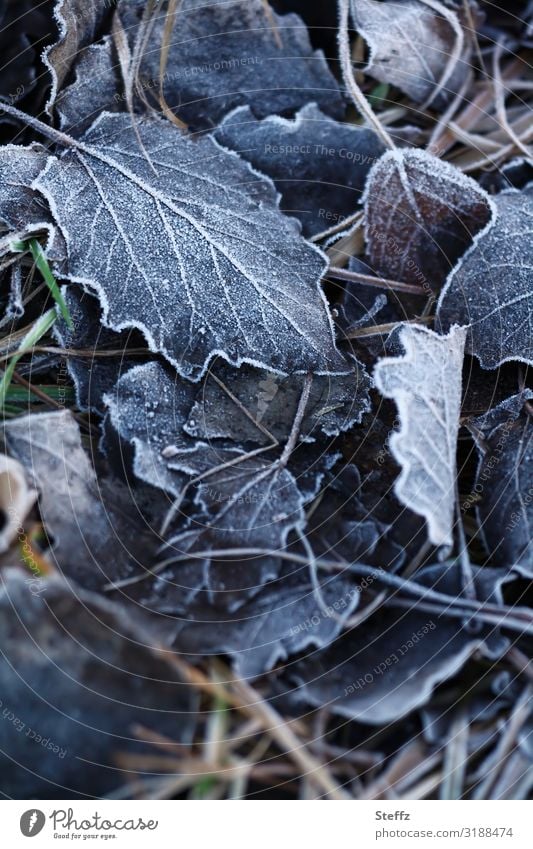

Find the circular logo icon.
[{"left": 20, "top": 810, "right": 46, "bottom": 837}]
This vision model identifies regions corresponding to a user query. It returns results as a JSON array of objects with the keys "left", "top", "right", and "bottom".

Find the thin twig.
[{"left": 328, "top": 265, "right": 427, "bottom": 296}]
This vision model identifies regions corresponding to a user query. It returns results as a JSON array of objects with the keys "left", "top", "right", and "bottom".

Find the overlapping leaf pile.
[{"left": 0, "top": 0, "right": 531, "bottom": 799}]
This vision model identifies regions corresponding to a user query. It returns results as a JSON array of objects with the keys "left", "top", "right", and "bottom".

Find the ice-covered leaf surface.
[
  {"left": 215, "top": 104, "right": 384, "bottom": 236},
  {"left": 55, "top": 37, "right": 121, "bottom": 135},
  {"left": 364, "top": 149, "right": 494, "bottom": 292},
  {"left": 292, "top": 564, "right": 509, "bottom": 723},
  {"left": 0, "top": 568, "right": 196, "bottom": 799},
  {"left": 184, "top": 357, "right": 371, "bottom": 445},
  {"left": 0, "top": 0, "right": 531, "bottom": 800},
  {"left": 173, "top": 572, "right": 360, "bottom": 678},
  {"left": 44, "top": 0, "right": 110, "bottom": 112},
  {"left": 104, "top": 362, "right": 198, "bottom": 497},
  {"left": 438, "top": 186, "right": 533, "bottom": 368},
  {"left": 374, "top": 325, "right": 467, "bottom": 548},
  {"left": 470, "top": 392, "right": 533, "bottom": 577},
  {"left": 350, "top": 0, "right": 470, "bottom": 105},
  {"left": 35, "top": 113, "right": 344, "bottom": 379},
  {"left": 0, "top": 144, "right": 50, "bottom": 234},
  {"left": 119, "top": 0, "right": 345, "bottom": 130},
  {"left": 54, "top": 286, "right": 139, "bottom": 414}
]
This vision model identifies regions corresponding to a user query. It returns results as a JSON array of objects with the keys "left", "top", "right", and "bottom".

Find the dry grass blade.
[
  {"left": 158, "top": 0, "right": 188, "bottom": 130},
  {"left": 337, "top": 0, "right": 395, "bottom": 150}
]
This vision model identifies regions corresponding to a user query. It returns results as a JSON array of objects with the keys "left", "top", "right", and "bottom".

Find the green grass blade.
[
  {"left": 29, "top": 239, "right": 73, "bottom": 329},
  {"left": 0, "top": 309, "right": 57, "bottom": 408}
]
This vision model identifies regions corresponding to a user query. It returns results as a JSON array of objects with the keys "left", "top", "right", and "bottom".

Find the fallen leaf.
[
  {"left": 44, "top": 0, "right": 111, "bottom": 113},
  {"left": 351, "top": 0, "right": 471, "bottom": 105},
  {"left": 215, "top": 103, "right": 384, "bottom": 236},
  {"left": 290, "top": 563, "right": 509, "bottom": 724},
  {"left": 119, "top": 0, "right": 345, "bottom": 130},
  {"left": 470, "top": 391, "right": 533, "bottom": 577},
  {"left": 437, "top": 185, "right": 533, "bottom": 368},
  {"left": 0, "top": 143, "right": 50, "bottom": 235},
  {"left": 34, "top": 112, "right": 344, "bottom": 379},
  {"left": 184, "top": 356, "right": 371, "bottom": 445},
  {"left": 103, "top": 361, "right": 199, "bottom": 498},
  {"left": 55, "top": 36, "right": 121, "bottom": 135},
  {"left": 172, "top": 571, "right": 360, "bottom": 678},
  {"left": 54, "top": 286, "right": 140, "bottom": 414},
  {"left": 4, "top": 410, "right": 155, "bottom": 589},
  {"left": 373, "top": 324, "right": 467, "bottom": 549},
  {"left": 364, "top": 149, "right": 494, "bottom": 292}
]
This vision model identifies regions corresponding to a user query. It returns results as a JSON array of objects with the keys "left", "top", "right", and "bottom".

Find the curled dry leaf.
[
  {"left": 374, "top": 324, "right": 467, "bottom": 549},
  {"left": 34, "top": 113, "right": 344, "bottom": 380},
  {"left": 0, "top": 567, "right": 196, "bottom": 799},
  {"left": 350, "top": 0, "right": 470, "bottom": 106},
  {"left": 215, "top": 104, "right": 384, "bottom": 236},
  {"left": 364, "top": 149, "right": 494, "bottom": 293},
  {"left": 0, "top": 454, "right": 37, "bottom": 552},
  {"left": 44, "top": 0, "right": 111, "bottom": 113},
  {"left": 438, "top": 185, "right": 533, "bottom": 369}
]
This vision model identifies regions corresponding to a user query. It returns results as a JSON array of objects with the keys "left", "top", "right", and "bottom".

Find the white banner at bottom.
[{"left": 3, "top": 800, "right": 532, "bottom": 848}]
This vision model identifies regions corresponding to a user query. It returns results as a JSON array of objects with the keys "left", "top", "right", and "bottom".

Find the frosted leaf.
[
  {"left": 363, "top": 149, "right": 494, "bottom": 292},
  {"left": 54, "top": 286, "right": 139, "bottom": 414},
  {"left": 4, "top": 410, "right": 153, "bottom": 589},
  {"left": 184, "top": 356, "right": 371, "bottom": 445},
  {"left": 55, "top": 37, "right": 121, "bottom": 136},
  {"left": 0, "top": 568, "right": 196, "bottom": 799},
  {"left": 172, "top": 573, "right": 359, "bottom": 678},
  {"left": 351, "top": 0, "right": 470, "bottom": 105},
  {"left": 163, "top": 449, "right": 306, "bottom": 611},
  {"left": 119, "top": 0, "right": 345, "bottom": 130},
  {"left": 0, "top": 143, "right": 51, "bottom": 234},
  {"left": 35, "top": 113, "right": 344, "bottom": 379},
  {"left": 437, "top": 186, "right": 533, "bottom": 368},
  {"left": 162, "top": 531, "right": 282, "bottom": 614},
  {"left": 104, "top": 362, "right": 199, "bottom": 498},
  {"left": 373, "top": 324, "right": 467, "bottom": 548},
  {"left": 189, "top": 451, "right": 305, "bottom": 546},
  {"left": 44, "top": 0, "right": 110, "bottom": 113},
  {"left": 106, "top": 360, "right": 316, "bottom": 610},
  {"left": 293, "top": 564, "right": 509, "bottom": 724},
  {"left": 470, "top": 391, "right": 533, "bottom": 578},
  {"left": 215, "top": 104, "right": 384, "bottom": 236}
]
